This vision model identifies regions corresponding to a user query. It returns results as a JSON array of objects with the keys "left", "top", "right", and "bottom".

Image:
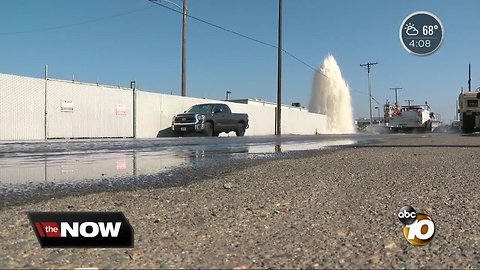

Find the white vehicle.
[
  {"left": 458, "top": 91, "right": 480, "bottom": 133},
  {"left": 384, "top": 103, "right": 437, "bottom": 132}
]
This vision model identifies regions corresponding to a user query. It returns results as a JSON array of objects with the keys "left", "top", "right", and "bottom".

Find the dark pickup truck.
[{"left": 171, "top": 103, "right": 249, "bottom": 137}]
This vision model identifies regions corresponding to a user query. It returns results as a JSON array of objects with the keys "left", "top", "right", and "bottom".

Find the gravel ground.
[{"left": 0, "top": 134, "right": 479, "bottom": 269}]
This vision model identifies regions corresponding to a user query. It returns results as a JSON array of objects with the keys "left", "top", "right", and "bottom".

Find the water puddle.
[{"left": 0, "top": 137, "right": 356, "bottom": 185}]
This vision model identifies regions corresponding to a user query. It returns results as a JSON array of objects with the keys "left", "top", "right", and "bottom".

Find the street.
[{"left": 0, "top": 133, "right": 479, "bottom": 268}]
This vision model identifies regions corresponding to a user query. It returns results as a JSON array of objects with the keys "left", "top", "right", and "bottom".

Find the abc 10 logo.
[{"left": 397, "top": 206, "right": 435, "bottom": 246}]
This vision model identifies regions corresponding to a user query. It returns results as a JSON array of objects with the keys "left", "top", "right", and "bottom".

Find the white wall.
[
  {"left": 0, "top": 74, "right": 45, "bottom": 140},
  {"left": 46, "top": 79, "right": 133, "bottom": 138},
  {"left": 0, "top": 73, "right": 326, "bottom": 140},
  {"left": 135, "top": 91, "right": 163, "bottom": 138},
  {"left": 241, "top": 102, "right": 276, "bottom": 135},
  {"left": 282, "top": 106, "right": 327, "bottom": 134},
  {"left": 134, "top": 92, "right": 326, "bottom": 137}
]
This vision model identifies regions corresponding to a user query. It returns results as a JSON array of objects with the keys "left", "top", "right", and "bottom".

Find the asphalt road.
[
  {"left": 0, "top": 134, "right": 374, "bottom": 207},
  {"left": 0, "top": 133, "right": 479, "bottom": 268}
]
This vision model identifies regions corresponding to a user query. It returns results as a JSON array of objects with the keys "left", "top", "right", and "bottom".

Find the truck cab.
[{"left": 458, "top": 91, "right": 480, "bottom": 133}]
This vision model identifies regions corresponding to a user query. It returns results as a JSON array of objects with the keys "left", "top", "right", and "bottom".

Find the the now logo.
[
  {"left": 28, "top": 212, "right": 134, "bottom": 248},
  {"left": 35, "top": 221, "right": 122, "bottom": 238}
]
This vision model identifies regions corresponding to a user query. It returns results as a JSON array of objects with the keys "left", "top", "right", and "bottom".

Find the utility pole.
[
  {"left": 276, "top": 0, "right": 282, "bottom": 136},
  {"left": 360, "top": 62, "right": 378, "bottom": 125},
  {"left": 131, "top": 80, "right": 137, "bottom": 139},
  {"left": 44, "top": 64, "right": 48, "bottom": 141},
  {"left": 468, "top": 63, "right": 471, "bottom": 92},
  {"left": 181, "top": 0, "right": 188, "bottom": 96},
  {"left": 389, "top": 87, "right": 402, "bottom": 105},
  {"left": 405, "top": 99, "right": 414, "bottom": 106}
]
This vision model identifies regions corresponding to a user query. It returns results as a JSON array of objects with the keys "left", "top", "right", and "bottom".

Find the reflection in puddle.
[
  {"left": 0, "top": 152, "right": 188, "bottom": 185},
  {"left": 247, "top": 139, "right": 355, "bottom": 153},
  {"left": 0, "top": 139, "right": 355, "bottom": 185}
]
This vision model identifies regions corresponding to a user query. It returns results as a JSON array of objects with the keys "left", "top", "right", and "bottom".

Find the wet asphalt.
[
  {"left": 1, "top": 132, "right": 478, "bottom": 268},
  {"left": 0, "top": 133, "right": 375, "bottom": 207},
  {"left": 0, "top": 134, "right": 480, "bottom": 269}
]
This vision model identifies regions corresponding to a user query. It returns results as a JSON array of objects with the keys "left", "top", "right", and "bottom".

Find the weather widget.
[{"left": 399, "top": 11, "right": 444, "bottom": 56}]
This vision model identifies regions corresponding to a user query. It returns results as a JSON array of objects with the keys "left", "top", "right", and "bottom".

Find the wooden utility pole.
[
  {"left": 276, "top": 0, "right": 282, "bottom": 135},
  {"left": 360, "top": 62, "right": 378, "bottom": 125},
  {"left": 390, "top": 87, "right": 402, "bottom": 105}
]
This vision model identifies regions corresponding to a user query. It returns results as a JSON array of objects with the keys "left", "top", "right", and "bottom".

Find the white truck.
[{"left": 384, "top": 104, "right": 438, "bottom": 132}]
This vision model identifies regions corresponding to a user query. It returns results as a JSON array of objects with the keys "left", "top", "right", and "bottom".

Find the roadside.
[{"left": 0, "top": 135, "right": 479, "bottom": 268}]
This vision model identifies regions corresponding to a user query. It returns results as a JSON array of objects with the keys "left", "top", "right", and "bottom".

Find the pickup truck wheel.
[
  {"left": 204, "top": 122, "right": 214, "bottom": 137},
  {"left": 236, "top": 123, "right": 245, "bottom": 136}
]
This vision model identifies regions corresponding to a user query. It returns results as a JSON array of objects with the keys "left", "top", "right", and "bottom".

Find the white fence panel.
[
  {"left": 0, "top": 74, "right": 45, "bottom": 140},
  {"left": 0, "top": 73, "right": 328, "bottom": 140},
  {"left": 242, "top": 102, "right": 276, "bottom": 135},
  {"left": 282, "top": 106, "right": 327, "bottom": 134},
  {"left": 135, "top": 91, "right": 163, "bottom": 138},
  {"left": 47, "top": 80, "right": 133, "bottom": 138}
]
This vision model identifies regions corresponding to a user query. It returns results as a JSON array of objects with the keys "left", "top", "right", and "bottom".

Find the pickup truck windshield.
[{"left": 187, "top": 104, "right": 213, "bottom": 113}]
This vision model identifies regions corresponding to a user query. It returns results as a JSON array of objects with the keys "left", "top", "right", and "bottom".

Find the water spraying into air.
[{"left": 309, "top": 55, "right": 355, "bottom": 134}]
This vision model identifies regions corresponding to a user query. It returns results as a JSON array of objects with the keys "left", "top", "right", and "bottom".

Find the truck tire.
[
  {"left": 204, "top": 122, "right": 214, "bottom": 137},
  {"left": 425, "top": 121, "right": 433, "bottom": 133},
  {"left": 236, "top": 123, "right": 245, "bottom": 136},
  {"left": 462, "top": 128, "right": 474, "bottom": 133}
]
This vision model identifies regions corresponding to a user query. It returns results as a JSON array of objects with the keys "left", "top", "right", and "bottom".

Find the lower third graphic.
[{"left": 28, "top": 212, "right": 134, "bottom": 248}]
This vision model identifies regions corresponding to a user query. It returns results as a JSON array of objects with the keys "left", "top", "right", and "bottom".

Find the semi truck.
[
  {"left": 458, "top": 91, "right": 480, "bottom": 133},
  {"left": 458, "top": 64, "right": 480, "bottom": 133}
]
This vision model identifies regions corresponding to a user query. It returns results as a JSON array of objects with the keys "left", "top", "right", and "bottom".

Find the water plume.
[{"left": 309, "top": 55, "right": 355, "bottom": 134}]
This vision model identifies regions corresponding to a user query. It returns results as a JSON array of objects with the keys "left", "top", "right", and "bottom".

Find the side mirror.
[
  {"left": 214, "top": 108, "right": 221, "bottom": 114},
  {"left": 183, "top": 110, "right": 186, "bottom": 113}
]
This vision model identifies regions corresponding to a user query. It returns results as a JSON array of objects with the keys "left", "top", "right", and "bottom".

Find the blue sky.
[{"left": 1, "top": 0, "right": 479, "bottom": 122}]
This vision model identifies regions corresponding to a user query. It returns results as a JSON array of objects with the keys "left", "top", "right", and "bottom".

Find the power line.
[
  {"left": 147, "top": 0, "right": 333, "bottom": 81},
  {"left": 148, "top": 0, "right": 278, "bottom": 49},
  {"left": 2, "top": 0, "right": 333, "bottom": 86},
  {"left": 282, "top": 50, "right": 317, "bottom": 71},
  {"left": 0, "top": 6, "right": 156, "bottom": 35},
  {"left": 3, "top": 0, "right": 364, "bottom": 98}
]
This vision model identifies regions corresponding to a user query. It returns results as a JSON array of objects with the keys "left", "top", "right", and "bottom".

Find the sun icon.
[
  {"left": 404, "top": 22, "right": 415, "bottom": 31},
  {"left": 404, "top": 22, "right": 419, "bottom": 36}
]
